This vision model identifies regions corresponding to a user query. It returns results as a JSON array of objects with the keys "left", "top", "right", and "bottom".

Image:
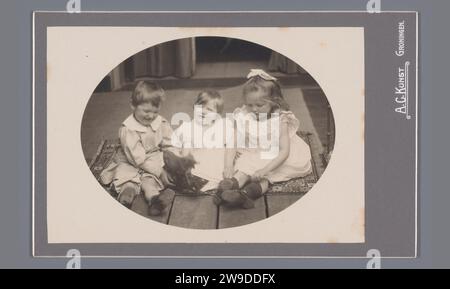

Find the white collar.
[{"left": 122, "top": 114, "right": 162, "bottom": 132}]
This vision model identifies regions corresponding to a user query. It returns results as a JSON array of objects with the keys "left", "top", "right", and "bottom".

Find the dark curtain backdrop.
[
  {"left": 133, "top": 38, "right": 196, "bottom": 79},
  {"left": 268, "top": 52, "right": 306, "bottom": 74},
  {"left": 106, "top": 39, "right": 306, "bottom": 92},
  {"left": 108, "top": 38, "right": 195, "bottom": 91}
]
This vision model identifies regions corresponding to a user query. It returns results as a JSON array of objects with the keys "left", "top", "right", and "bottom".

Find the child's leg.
[
  {"left": 117, "top": 182, "right": 139, "bottom": 208},
  {"left": 220, "top": 178, "right": 269, "bottom": 209},
  {"left": 159, "top": 168, "right": 174, "bottom": 188},
  {"left": 214, "top": 171, "right": 250, "bottom": 205},
  {"left": 243, "top": 179, "right": 269, "bottom": 199},
  {"left": 234, "top": 171, "right": 251, "bottom": 188},
  {"left": 217, "top": 171, "right": 249, "bottom": 192},
  {"left": 141, "top": 177, "right": 161, "bottom": 203},
  {"left": 141, "top": 176, "right": 175, "bottom": 216}
]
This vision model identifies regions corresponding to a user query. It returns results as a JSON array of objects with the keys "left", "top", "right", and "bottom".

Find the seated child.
[
  {"left": 100, "top": 80, "right": 174, "bottom": 216},
  {"left": 215, "top": 69, "right": 312, "bottom": 208},
  {"left": 172, "top": 90, "right": 232, "bottom": 191}
]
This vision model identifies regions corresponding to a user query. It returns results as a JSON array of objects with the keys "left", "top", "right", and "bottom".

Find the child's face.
[
  {"left": 194, "top": 101, "right": 219, "bottom": 125},
  {"left": 201, "top": 101, "right": 218, "bottom": 116},
  {"left": 132, "top": 102, "right": 160, "bottom": 126},
  {"left": 245, "top": 91, "right": 272, "bottom": 118}
]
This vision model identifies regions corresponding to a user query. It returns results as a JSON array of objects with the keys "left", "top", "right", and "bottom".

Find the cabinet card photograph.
[{"left": 34, "top": 12, "right": 417, "bottom": 257}]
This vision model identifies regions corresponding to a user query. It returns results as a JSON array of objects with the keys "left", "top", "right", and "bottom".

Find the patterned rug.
[{"left": 89, "top": 131, "right": 323, "bottom": 196}]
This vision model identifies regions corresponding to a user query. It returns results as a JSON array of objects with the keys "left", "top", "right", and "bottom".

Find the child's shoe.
[
  {"left": 220, "top": 181, "right": 263, "bottom": 209},
  {"left": 214, "top": 178, "right": 240, "bottom": 206},
  {"left": 148, "top": 188, "right": 176, "bottom": 216},
  {"left": 212, "top": 194, "right": 223, "bottom": 206},
  {"left": 220, "top": 189, "right": 255, "bottom": 209},
  {"left": 117, "top": 184, "right": 139, "bottom": 208}
]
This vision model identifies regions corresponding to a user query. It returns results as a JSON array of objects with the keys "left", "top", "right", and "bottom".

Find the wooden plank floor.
[
  {"left": 131, "top": 192, "right": 306, "bottom": 229},
  {"left": 266, "top": 193, "right": 304, "bottom": 217},
  {"left": 218, "top": 197, "right": 267, "bottom": 229},
  {"left": 169, "top": 195, "right": 217, "bottom": 229}
]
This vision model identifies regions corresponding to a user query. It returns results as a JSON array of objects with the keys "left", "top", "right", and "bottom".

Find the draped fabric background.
[
  {"left": 107, "top": 39, "right": 305, "bottom": 92},
  {"left": 268, "top": 52, "right": 307, "bottom": 74},
  {"left": 109, "top": 38, "right": 195, "bottom": 90},
  {"left": 133, "top": 38, "right": 196, "bottom": 78}
]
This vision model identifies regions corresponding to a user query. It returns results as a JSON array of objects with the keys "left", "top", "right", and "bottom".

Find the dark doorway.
[{"left": 195, "top": 37, "right": 271, "bottom": 62}]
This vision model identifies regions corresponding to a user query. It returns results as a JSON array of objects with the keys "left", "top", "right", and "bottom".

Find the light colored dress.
[
  {"left": 233, "top": 106, "right": 312, "bottom": 183},
  {"left": 100, "top": 114, "right": 173, "bottom": 191},
  {"left": 172, "top": 117, "right": 233, "bottom": 187}
]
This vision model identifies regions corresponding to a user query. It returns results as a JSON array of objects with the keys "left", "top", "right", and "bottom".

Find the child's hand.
[
  {"left": 251, "top": 169, "right": 267, "bottom": 182},
  {"left": 223, "top": 166, "right": 235, "bottom": 178},
  {"left": 160, "top": 169, "right": 175, "bottom": 187}
]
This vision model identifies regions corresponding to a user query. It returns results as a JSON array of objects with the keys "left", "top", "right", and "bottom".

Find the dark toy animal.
[{"left": 162, "top": 150, "right": 199, "bottom": 193}]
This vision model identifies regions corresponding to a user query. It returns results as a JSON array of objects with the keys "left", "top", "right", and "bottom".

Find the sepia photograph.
[
  {"left": 37, "top": 19, "right": 375, "bottom": 253},
  {"left": 0, "top": 0, "right": 434, "bottom": 270},
  {"left": 81, "top": 36, "right": 335, "bottom": 229}
]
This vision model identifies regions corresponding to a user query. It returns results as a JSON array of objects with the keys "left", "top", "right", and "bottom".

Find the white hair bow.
[{"left": 246, "top": 69, "right": 277, "bottom": 81}]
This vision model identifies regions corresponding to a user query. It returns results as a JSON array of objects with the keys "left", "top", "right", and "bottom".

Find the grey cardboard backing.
[{"left": 33, "top": 12, "right": 417, "bottom": 258}]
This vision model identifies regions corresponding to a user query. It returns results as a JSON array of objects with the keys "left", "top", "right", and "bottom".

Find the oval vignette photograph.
[{"left": 81, "top": 36, "right": 335, "bottom": 230}]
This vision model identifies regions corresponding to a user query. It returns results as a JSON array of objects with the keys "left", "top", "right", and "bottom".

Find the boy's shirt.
[{"left": 119, "top": 114, "right": 172, "bottom": 169}]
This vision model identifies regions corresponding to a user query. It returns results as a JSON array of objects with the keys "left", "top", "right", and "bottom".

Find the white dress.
[
  {"left": 233, "top": 106, "right": 312, "bottom": 183},
  {"left": 172, "top": 117, "right": 233, "bottom": 186}
]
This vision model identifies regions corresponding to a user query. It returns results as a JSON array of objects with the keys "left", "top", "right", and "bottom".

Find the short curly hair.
[
  {"left": 194, "top": 90, "right": 224, "bottom": 113},
  {"left": 131, "top": 80, "right": 165, "bottom": 107}
]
